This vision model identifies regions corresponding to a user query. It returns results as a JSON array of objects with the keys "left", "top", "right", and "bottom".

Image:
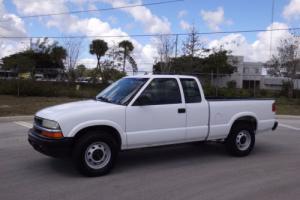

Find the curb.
[
  {"left": 276, "top": 115, "right": 300, "bottom": 120},
  {"left": 0, "top": 115, "right": 34, "bottom": 123}
]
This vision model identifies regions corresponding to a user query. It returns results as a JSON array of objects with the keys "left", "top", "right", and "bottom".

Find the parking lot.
[{"left": 0, "top": 118, "right": 300, "bottom": 200}]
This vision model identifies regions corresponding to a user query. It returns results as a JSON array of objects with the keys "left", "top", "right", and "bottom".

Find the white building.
[{"left": 215, "top": 56, "right": 293, "bottom": 90}]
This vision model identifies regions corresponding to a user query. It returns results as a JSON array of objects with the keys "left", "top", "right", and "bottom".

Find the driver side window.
[{"left": 133, "top": 78, "right": 182, "bottom": 106}]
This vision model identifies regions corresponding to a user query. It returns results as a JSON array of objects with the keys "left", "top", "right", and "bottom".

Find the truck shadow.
[
  {"left": 114, "top": 142, "right": 226, "bottom": 172},
  {"left": 47, "top": 141, "right": 278, "bottom": 177}
]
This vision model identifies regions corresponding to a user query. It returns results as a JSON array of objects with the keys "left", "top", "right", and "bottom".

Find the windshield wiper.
[{"left": 96, "top": 96, "right": 111, "bottom": 103}]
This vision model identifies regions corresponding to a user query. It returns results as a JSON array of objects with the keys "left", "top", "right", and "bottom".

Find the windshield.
[{"left": 96, "top": 78, "right": 149, "bottom": 105}]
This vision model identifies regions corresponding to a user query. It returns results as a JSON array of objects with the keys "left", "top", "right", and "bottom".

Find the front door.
[{"left": 126, "top": 78, "right": 186, "bottom": 148}]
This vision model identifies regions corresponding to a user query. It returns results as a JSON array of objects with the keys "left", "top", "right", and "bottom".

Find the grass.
[
  {"left": 0, "top": 95, "right": 84, "bottom": 117},
  {"left": 275, "top": 97, "right": 300, "bottom": 116},
  {"left": 0, "top": 95, "right": 299, "bottom": 117}
]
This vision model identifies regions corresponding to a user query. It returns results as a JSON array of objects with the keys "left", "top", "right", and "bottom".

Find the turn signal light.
[
  {"left": 41, "top": 131, "right": 64, "bottom": 139},
  {"left": 272, "top": 103, "right": 276, "bottom": 112}
]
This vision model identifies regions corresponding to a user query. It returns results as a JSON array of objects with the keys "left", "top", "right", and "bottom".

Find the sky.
[{"left": 1, "top": 0, "right": 300, "bottom": 72}]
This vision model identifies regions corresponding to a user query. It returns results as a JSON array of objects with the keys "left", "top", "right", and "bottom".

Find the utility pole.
[
  {"left": 269, "top": 0, "right": 275, "bottom": 59},
  {"left": 175, "top": 34, "right": 178, "bottom": 58},
  {"left": 29, "top": 37, "right": 32, "bottom": 50}
]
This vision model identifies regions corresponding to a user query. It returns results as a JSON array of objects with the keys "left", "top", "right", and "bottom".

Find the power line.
[
  {"left": 1, "top": 27, "right": 300, "bottom": 39},
  {"left": 0, "top": 0, "right": 184, "bottom": 23}
]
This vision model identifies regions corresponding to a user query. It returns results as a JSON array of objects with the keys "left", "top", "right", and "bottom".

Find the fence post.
[
  {"left": 17, "top": 78, "right": 20, "bottom": 97},
  {"left": 253, "top": 78, "right": 256, "bottom": 97}
]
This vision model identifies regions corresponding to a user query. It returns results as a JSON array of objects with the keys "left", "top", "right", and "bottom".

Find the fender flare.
[
  {"left": 228, "top": 112, "right": 258, "bottom": 131},
  {"left": 69, "top": 120, "right": 126, "bottom": 148}
]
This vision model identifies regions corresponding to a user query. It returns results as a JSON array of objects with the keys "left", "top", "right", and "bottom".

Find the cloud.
[
  {"left": 77, "top": 58, "right": 97, "bottom": 68},
  {"left": 283, "top": 0, "right": 300, "bottom": 20},
  {"left": 0, "top": 0, "right": 27, "bottom": 58},
  {"left": 100, "top": 0, "right": 171, "bottom": 34},
  {"left": 178, "top": 10, "right": 187, "bottom": 18},
  {"left": 179, "top": 20, "right": 191, "bottom": 31},
  {"left": 208, "top": 22, "right": 292, "bottom": 62},
  {"left": 7, "top": 0, "right": 166, "bottom": 71},
  {"left": 11, "top": 0, "right": 158, "bottom": 71},
  {"left": 12, "top": 0, "right": 67, "bottom": 16},
  {"left": 108, "top": 16, "right": 118, "bottom": 24},
  {"left": 200, "top": 7, "right": 231, "bottom": 31}
]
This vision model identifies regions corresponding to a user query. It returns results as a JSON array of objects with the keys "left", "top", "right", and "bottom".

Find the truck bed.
[
  {"left": 206, "top": 98, "right": 275, "bottom": 140},
  {"left": 206, "top": 97, "right": 273, "bottom": 101}
]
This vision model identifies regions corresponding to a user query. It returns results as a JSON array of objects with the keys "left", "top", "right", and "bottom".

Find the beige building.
[{"left": 213, "top": 56, "right": 296, "bottom": 90}]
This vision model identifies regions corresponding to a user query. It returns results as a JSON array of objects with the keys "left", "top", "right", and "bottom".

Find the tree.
[
  {"left": 268, "top": 36, "right": 300, "bottom": 97},
  {"left": 118, "top": 40, "right": 135, "bottom": 72},
  {"left": 107, "top": 43, "right": 123, "bottom": 69},
  {"left": 63, "top": 38, "right": 82, "bottom": 73},
  {"left": 2, "top": 41, "right": 68, "bottom": 79},
  {"left": 182, "top": 25, "right": 205, "bottom": 57},
  {"left": 155, "top": 35, "right": 174, "bottom": 73},
  {"left": 1, "top": 50, "right": 36, "bottom": 76},
  {"left": 153, "top": 49, "right": 235, "bottom": 75},
  {"left": 89, "top": 39, "right": 108, "bottom": 73},
  {"left": 50, "top": 46, "right": 67, "bottom": 69},
  {"left": 31, "top": 37, "right": 61, "bottom": 54},
  {"left": 75, "top": 64, "right": 87, "bottom": 77},
  {"left": 202, "top": 48, "right": 236, "bottom": 74}
]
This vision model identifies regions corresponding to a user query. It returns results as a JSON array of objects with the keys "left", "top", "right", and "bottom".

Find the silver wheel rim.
[
  {"left": 85, "top": 142, "right": 111, "bottom": 170},
  {"left": 235, "top": 130, "right": 251, "bottom": 151}
]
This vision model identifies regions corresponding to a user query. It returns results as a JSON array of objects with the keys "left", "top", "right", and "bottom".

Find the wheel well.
[
  {"left": 73, "top": 125, "right": 122, "bottom": 149},
  {"left": 231, "top": 116, "right": 257, "bottom": 132}
]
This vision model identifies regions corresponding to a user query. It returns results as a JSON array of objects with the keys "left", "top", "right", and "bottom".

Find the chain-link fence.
[{"left": 1, "top": 71, "right": 300, "bottom": 98}]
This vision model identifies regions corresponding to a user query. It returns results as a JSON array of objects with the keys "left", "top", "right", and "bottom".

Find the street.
[{"left": 0, "top": 119, "right": 300, "bottom": 200}]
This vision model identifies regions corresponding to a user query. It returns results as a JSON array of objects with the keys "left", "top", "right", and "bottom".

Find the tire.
[
  {"left": 72, "top": 131, "right": 118, "bottom": 176},
  {"left": 225, "top": 122, "right": 255, "bottom": 157}
]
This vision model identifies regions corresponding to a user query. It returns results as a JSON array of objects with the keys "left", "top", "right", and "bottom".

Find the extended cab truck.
[{"left": 28, "top": 75, "right": 278, "bottom": 176}]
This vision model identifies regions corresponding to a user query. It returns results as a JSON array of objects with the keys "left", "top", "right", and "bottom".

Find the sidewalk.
[{"left": 0, "top": 114, "right": 299, "bottom": 123}]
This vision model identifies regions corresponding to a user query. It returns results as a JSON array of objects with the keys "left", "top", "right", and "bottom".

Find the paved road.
[{"left": 0, "top": 119, "right": 300, "bottom": 200}]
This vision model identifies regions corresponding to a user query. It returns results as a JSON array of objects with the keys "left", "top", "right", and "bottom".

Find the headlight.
[{"left": 41, "top": 119, "right": 60, "bottom": 130}]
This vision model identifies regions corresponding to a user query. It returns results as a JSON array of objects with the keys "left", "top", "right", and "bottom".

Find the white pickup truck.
[{"left": 28, "top": 75, "right": 278, "bottom": 176}]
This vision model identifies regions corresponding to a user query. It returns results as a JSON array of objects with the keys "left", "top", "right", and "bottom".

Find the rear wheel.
[
  {"left": 225, "top": 123, "right": 255, "bottom": 157},
  {"left": 72, "top": 132, "right": 118, "bottom": 176}
]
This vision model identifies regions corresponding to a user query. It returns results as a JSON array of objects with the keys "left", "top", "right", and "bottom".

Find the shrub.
[{"left": 0, "top": 80, "right": 108, "bottom": 98}]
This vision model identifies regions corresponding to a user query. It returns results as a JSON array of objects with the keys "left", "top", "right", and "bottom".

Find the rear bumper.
[
  {"left": 272, "top": 121, "right": 278, "bottom": 131},
  {"left": 28, "top": 129, "right": 73, "bottom": 157}
]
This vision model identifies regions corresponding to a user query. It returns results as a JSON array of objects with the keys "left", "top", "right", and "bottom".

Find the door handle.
[{"left": 178, "top": 108, "right": 186, "bottom": 113}]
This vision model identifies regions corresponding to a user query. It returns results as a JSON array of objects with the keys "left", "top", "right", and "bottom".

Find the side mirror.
[{"left": 134, "top": 94, "right": 151, "bottom": 106}]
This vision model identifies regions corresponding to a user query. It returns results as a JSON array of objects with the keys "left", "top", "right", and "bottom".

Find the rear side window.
[
  {"left": 136, "top": 78, "right": 182, "bottom": 105},
  {"left": 180, "top": 78, "right": 202, "bottom": 103}
]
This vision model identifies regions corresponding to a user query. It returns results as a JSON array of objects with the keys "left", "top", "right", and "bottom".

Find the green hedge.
[
  {"left": 202, "top": 85, "right": 282, "bottom": 98},
  {"left": 0, "top": 80, "right": 108, "bottom": 98},
  {"left": 0, "top": 79, "right": 296, "bottom": 99}
]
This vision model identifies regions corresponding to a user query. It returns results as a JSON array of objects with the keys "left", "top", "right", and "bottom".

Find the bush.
[
  {"left": 0, "top": 80, "right": 108, "bottom": 98},
  {"left": 227, "top": 80, "right": 236, "bottom": 89}
]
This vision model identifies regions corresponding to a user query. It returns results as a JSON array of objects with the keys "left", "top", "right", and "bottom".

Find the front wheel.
[
  {"left": 72, "top": 132, "right": 118, "bottom": 176},
  {"left": 225, "top": 123, "right": 255, "bottom": 157}
]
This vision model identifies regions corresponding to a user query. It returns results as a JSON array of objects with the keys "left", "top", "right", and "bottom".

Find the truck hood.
[{"left": 36, "top": 100, "right": 121, "bottom": 121}]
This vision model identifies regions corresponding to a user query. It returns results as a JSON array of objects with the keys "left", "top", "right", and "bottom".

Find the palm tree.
[
  {"left": 118, "top": 40, "right": 134, "bottom": 72},
  {"left": 89, "top": 39, "right": 108, "bottom": 73}
]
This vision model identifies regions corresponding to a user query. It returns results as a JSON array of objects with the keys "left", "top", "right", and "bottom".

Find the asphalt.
[{"left": 0, "top": 119, "right": 300, "bottom": 200}]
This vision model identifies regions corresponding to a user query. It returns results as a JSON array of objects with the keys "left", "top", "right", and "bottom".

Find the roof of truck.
[{"left": 126, "top": 74, "right": 197, "bottom": 79}]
